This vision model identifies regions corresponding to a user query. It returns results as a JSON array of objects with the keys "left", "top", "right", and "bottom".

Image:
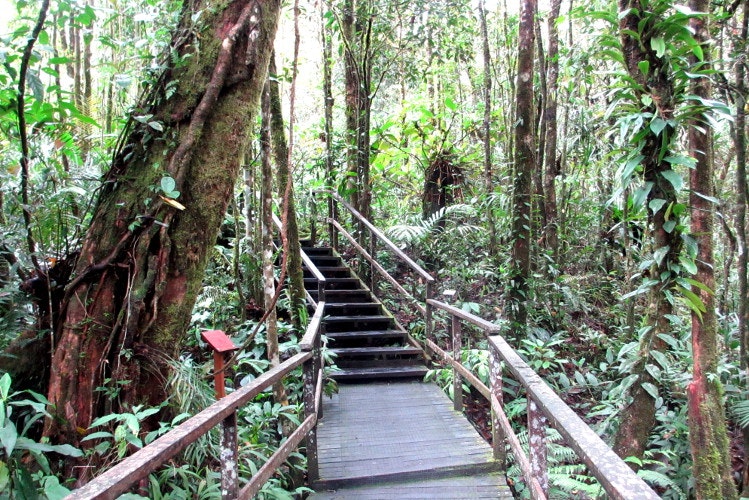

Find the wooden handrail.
[
  {"left": 66, "top": 351, "right": 312, "bottom": 500},
  {"left": 68, "top": 299, "right": 326, "bottom": 499},
  {"left": 426, "top": 299, "right": 659, "bottom": 500},
  {"left": 318, "top": 190, "right": 434, "bottom": 283},
  {"left": 271, "top": 213, "right": 326, "bottom": 304}
]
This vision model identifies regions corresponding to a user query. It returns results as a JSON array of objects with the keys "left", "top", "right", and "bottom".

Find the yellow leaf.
[{"left": 160, "top": 196, "right": 186, "bottom": 210}]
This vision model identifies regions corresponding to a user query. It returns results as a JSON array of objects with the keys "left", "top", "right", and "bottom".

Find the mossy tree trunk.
[
  {"left": 44, "top": 0, "right": 280, "bottom": 473},
  {"left": 686, "top": 2, "right": 737, "bottom": 497}
]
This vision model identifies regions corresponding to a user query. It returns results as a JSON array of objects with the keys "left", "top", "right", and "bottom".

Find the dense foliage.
[{"left": 0, "top": 0, "right": 747, "bottom": 497}]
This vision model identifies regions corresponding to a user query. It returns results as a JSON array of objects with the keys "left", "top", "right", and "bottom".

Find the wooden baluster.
[
  {"left": 303, "top": 349, "right": 319, "bottom": 483},
  {"left": 310, "top": 192, "right": 317, "bottom": 246},
  {"left": 489, "top": 348, "right": 507, "bottom": 465},
  {"left": 369, "top": 229, "right": 376, "bottom": 294},
  {"left": 220, "top": 413, "right": 238, "bottom": 499},
  {"left": 425, "top": 284, "right": 433, "bottom": 339},
  {"left": 528, "top": 396, "right": 549, "bottom": 496},
  {"left": 452, "top": 315, "right": 463, "bottom": 412}
]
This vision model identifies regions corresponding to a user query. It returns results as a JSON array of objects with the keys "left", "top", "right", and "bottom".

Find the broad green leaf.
[
  {"left": 444, "top": 97, "right": 458, "bottom": 111},
  {"left": 0, "top": 373, "right": 10, "bottom": 400},
  {"left": 148, "top": 121, "right": 164, "bottom": 132},
  {"left": 43, "top": 476, "right": 72, "bottom": 500},
  {"left": 641, "top": 382, "right": 658, "bottom": 399},
  {"left": 89, "top": 412, "right": 122, "bottom": 428},
  {"left": 81, "top": 431, "right": 114, "bottom": 442},
  {"left": 649, "top": 117, "right": 667, "bottom": 135},
  {"left": 653, "top": 245, "right": 670, "bottom": 266},
  {"left": 632, "top": 183, "right": 653, "bottom": 210},
  {"left": 660, "top": 170, "right": 683, "bottom": 191},
  {"left": 651, "top": 37, "right": 666, "bottom": 57},
  {"left": 679, "top": 255, "right": 697, "bottom": 275},
  {"left": 663, "top": 220, "right": 677, "bottom": 233},
  {"left": 638, "top": 60, "right": 649, "bottom": 76},
  {"left": 161, "top": 176, "right": 176, "bottom": 194},
  {"left": 15, "top": 438, "right": 83, "bottom": 457},
  {"left": 649, "top": 198, "right": 667, "bottom": 214},
  {"left": 0, "top": 420, "right": 17, "bottom": 456}
]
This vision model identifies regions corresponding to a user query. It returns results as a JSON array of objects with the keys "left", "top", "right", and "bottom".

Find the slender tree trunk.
[
  {"left": 268, "top": 55, "right": 305, "bottom": 332},
  {"left": 342, "top": 0, "right": 360, "bottom": 212},
  {"left": 479, "top": 0, "right": 497, "bottom": 258},
  {"left": 321, "top": 0, "right": 335, "bottom": 191},
  {"left": 506, "top": 0, "right": 536, "bottom": 337},
  {"left": 543, "top": 0, "right": 561, "bottom": 260},
  {"left": 44, "top": 1, "right": 280, "bottom": 478},
  {"left": 261, "top": 81, "right": 286, "bottom": 407},
  {"left": 686, "top": 4, "right": 737, "bottom": 497}
]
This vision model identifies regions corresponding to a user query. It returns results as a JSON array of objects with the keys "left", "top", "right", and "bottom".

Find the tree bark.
[
  {"left": 269, "top": 55, "right": 305, "bottom": 332},
  {"left": 543, "top": 0, "right": 561, "bottom": 260},
  {"left": 685, "top": 2, "right": 738, "bottom": 498},
  {"left": 44, "top": 0, "right": 280, "bottom": 475},
  {"left": 735, "top": 2, "right": 749, "bottom": 495},
  {"left": 261, "top": 80, "right": 286, "bottom": 407},
  {"left": 506, "top": 0, "right": 536, "bottom": 337},
  {"left": 478, "top": 0, "right": 498, "bottom": 259},
  {"left": 613, "top": 0, "right": 682, "bottom": 462}
]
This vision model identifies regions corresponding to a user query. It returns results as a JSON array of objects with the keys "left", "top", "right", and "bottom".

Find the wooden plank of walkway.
[{"left": 311, "top": 381, "right": 512, "bottom": 499}]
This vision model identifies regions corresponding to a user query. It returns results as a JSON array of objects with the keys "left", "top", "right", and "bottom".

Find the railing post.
[
  {"left": 201, "top": 331, "right": 239, "bottom": 499},
  {"left": 452, "top": 315, "right": 463, "bottom": 412},
  {"left": 425, "top": 283, "right": 433, "bottom": 340},
  {"left": 369, "top": 229, "right": 377, "bottom": 294},
  {"left": 328, "top": 193, "right": 338, "bottom": 250},
  {"left": 310, "top": 191, "right": 317, "bottom": 246},
  {"left": 303, "top": 347, "right": 319, "bottom": 483},
  {"left": 489, "top": 347, "right": 507, "bottom": 465},
  {"left": 528, "top": 396, "right": 549, "bottom": 496}
]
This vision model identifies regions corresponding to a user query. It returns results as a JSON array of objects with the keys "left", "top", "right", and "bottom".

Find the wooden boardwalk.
[{"left": 310, "top": 381, "right": 512, "bottom": 499}]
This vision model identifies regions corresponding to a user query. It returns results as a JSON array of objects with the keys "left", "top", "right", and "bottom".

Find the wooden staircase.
[{"left": 302, "top": 245, "right": 428, "bottom": 382}]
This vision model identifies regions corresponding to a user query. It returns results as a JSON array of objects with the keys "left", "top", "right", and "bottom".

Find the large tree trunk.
[
  {"left": 613, "top": 0, "right": 682, "bottom": 461},
  {"left": 735, "top": 2, "right": 749, "bottom": 495},
  {"left": 506, "top": 0, "right": 536, "bottom": 337},
  {"left": 44, "top": 0, "right": 280, "bottom": 474},
  {"left": 686, "top": 2, "right": 738, "bottom": 498}
]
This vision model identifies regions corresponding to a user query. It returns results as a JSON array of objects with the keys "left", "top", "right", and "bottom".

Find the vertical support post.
[
  {"left": 369, "top": 229, "right": 377, "bottom": 294},
  {"left": 425, "top": 282, "right": 433, "bottom": 339},
  {"left": 201, "top": 330, "right": 239, "bottom": 500},
  {"left": 328, "top": 194, "right": 338, "bottom": 250},
  {"left": 310, "top": 192, "right": 317, "bottom": 246},
  {"left": 303, "top": 346, "right": 320, "bottom": 483},
  {"left": 528, "top": 396, "right": 549, "bottom": 495},
  {"left": 452, "top": 315, "right": 463, "bottom": 412},
  {"left": 219, "top": 412, "right": 238, "bottom": 499},
  {"left": 489, "top": 347, "right": 507, "bottom": 465}
]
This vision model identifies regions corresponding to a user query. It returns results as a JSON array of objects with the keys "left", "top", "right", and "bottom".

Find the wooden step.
[
  {"left": 324, "top": 315, "right": 394, "bottom": 332},
  {"left": 305, "top": 255, "right": 342, "bottom": 267},
  {"left": 330, "top": 365, "right": 429, "bottom": 382},
  {"left": 301, "top": 247, "right": 334, "bottom": 256},
  {"left": 330, "top": 346, "right": 423, "bottom": 358},
  {"left": 324, "top": 303, "right": 382, "bottom": 316},
  {"left": 309, "top": 289, "right": 373, "bottom": 303},
  {"left": 305, "top": 266, "right": 352, "bottom": 278},
  {"left": 304, "top": 277, "right": 363, "bottom": 290},
  {"left": 326, "top": 330, "right": 406, "bottom": 342}
]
